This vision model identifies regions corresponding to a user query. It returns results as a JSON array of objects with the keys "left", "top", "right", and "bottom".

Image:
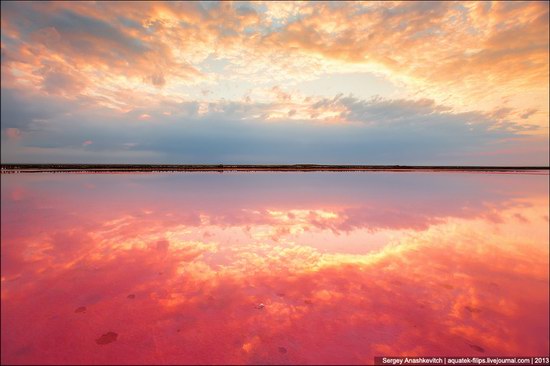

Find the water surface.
[{"left": 1, "top": 172, "right": 549, "bottom": 364}]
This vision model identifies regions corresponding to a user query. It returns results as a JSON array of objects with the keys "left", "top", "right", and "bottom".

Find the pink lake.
[{"left": 1, "top": 171, "right": 549, "bottom": 364}]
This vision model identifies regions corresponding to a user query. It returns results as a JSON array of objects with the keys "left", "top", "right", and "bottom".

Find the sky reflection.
[{"left": 1, "top": 172, "right": 549, "bottom": 364}]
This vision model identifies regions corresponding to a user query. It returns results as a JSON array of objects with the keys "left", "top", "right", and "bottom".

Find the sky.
[{"left": 1, "top": 1, "right": 548, "bottom": 165}]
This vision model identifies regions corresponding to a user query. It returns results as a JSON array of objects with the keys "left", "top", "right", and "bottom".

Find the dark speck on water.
[
  {"left": 75, "top": 306, "right": 87, "bottom": 313},
  {"left": 127, "top": 294, "right": 136, "bottom": 299},
  {"left": 278, "top": 347, "right": 287, "bottom": 354},
  {"left": 465, "top": 306, "right": 481, "bottom": 313},
  {"left": 96, "top": 331, "right": 118, "bottom": 345},
  {"left": 469, "top": 344, "right": 485, "bottom": 353},
  {"left": 304, "top": 300, "right": 313, "bottom": 305}
]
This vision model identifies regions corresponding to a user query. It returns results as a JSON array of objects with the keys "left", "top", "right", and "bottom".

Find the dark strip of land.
[{"left": 1, "top": 164, "right": 548, "bottom": 173}]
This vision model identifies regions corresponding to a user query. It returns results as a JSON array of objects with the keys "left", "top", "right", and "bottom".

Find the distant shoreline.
[{"left": 1, "top": 164, "right": 548, "bottom": 173}]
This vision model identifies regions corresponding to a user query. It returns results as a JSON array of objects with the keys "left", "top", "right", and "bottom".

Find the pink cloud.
[{"left": 5, "top": 128, "right": 21, "bottom": 140}]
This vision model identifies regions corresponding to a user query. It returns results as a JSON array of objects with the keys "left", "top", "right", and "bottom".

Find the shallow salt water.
[{"left": 1, "top": 171, "right": 549, "bottom": 364}]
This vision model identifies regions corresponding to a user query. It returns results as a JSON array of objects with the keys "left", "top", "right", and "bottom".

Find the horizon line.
[{"left": 1, "top": 163, "right": 549, "bottom": 173}]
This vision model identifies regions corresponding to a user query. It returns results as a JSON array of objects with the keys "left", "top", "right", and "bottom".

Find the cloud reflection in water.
[{"left": 1, "top": 172, "right": 548, "bottom": 364}]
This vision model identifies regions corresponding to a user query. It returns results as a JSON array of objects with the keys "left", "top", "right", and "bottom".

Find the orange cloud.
[
  {"left": 258, "top": 2, "right": 549, "bottom": 128},
  {"left": 2, "top": 1, "right": 547, "bottom": 121},
  {"left": 0, "top": 1, "right": 547, "bottom": 162},
  {"left": 1, "top": 2, "right": 203, "bottom": 103}
]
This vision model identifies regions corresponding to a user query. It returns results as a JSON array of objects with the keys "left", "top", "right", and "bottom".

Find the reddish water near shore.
[{"left": 1, "top": 172, "right": 549, "bottom": 364}]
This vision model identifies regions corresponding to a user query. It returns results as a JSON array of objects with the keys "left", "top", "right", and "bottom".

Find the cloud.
[
  {"left": 37, "top": 61, "right": 88, "bottom": 96},
  {"left": 270, "top": 86, "right": 291, "bottom": 102},
  {"left": 1, "top": 87, "right": 547, "bottom": 165},
  {"left": 257, "top": 1, "right": 549, "bottom": 126},
  {"left": 262, "top": 2, "right": 548, "bottom": 87},
  {"left": 0, "top": 1, "right": 547, "bottom": 164},
  {"left": 5, "top": 128, "right": 21, "bottom": 140},
  {"left": 0, "top": 88, "right": 77, "bottom": 131},
  {"left": 521, "top": 108, "right": 538, "bottom": 120},
  {"left": 1, "top": 1, "right": 202, "bottom": 95}
]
